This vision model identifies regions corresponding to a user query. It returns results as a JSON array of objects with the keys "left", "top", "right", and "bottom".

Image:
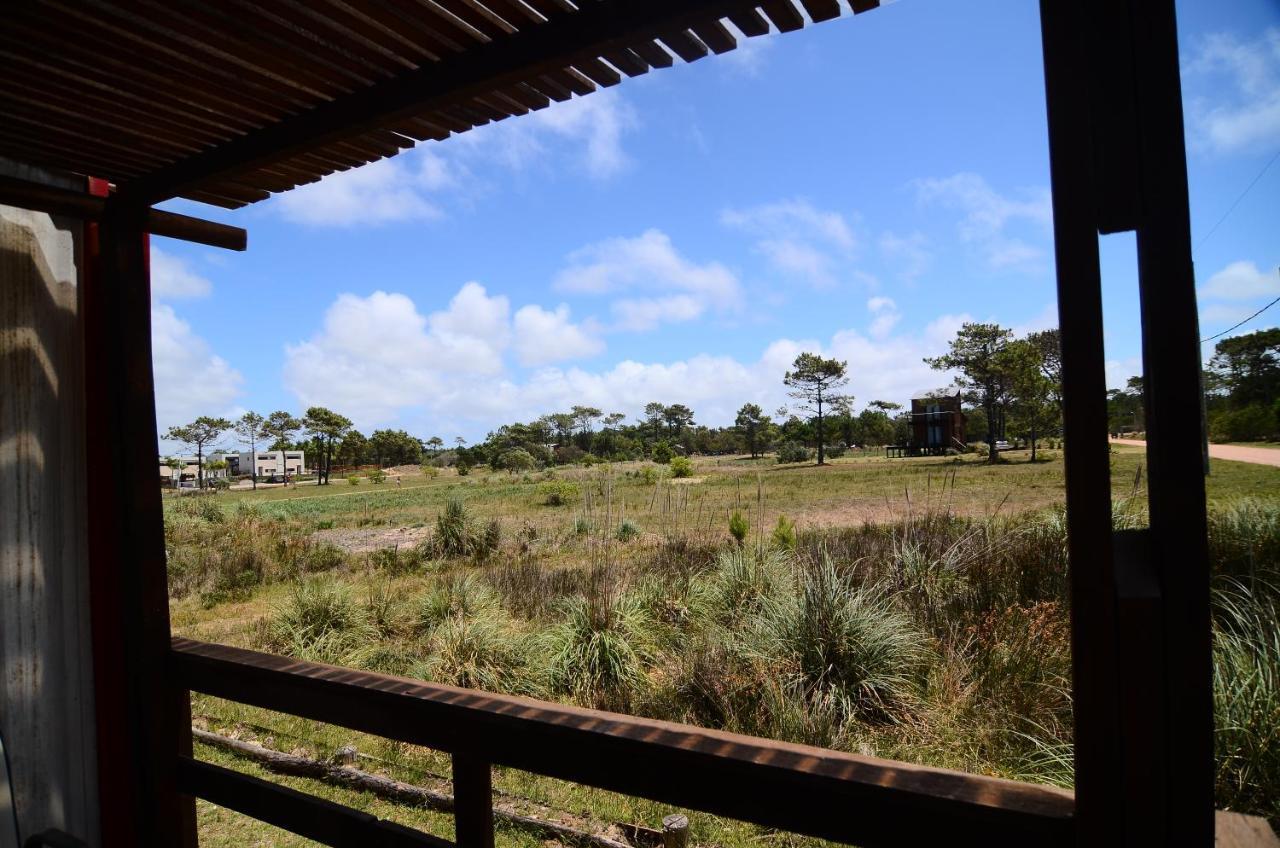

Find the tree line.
[{"left": 163, "top": 329, "right": 1080, "bottom": 488}]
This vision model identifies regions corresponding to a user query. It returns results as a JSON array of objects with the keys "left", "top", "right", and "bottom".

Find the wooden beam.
[
  {"left": 0, "top": 175, "right": 245, "bottom": 250},
  {"left": 172, "top": 638, "right": 1075, "bottom": 848},
  {"left": 1128, "top": 0, "right": 1214, "bottom": 840},
  {"left": 175, "top": 757, "right": 449, "bottom": 848},
  {"left": 85, "top": 199, "right": 196, "bottom": 847},
  {"left": 1038, "top": 2, "right": 1126, "bottom": 843},
  {"left": 120, "top": 0, "right": 764, "bottom": 204}
]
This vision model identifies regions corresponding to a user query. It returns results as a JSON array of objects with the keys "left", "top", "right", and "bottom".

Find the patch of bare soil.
[
  {"left": 313, "top": 524, "right": 432, "bottom": 554},
  {"left": 384, "top": 464, "right": 425, "bottom": 476}
]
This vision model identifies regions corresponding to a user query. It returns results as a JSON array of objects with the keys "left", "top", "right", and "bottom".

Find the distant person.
[{"left": 395, "top": 476, "right": 402, "bottom": 487}]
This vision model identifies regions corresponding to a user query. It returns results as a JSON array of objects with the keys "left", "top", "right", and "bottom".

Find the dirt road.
[{"left": 1111, "top": 438, "right": 1280, "bottom": 468}]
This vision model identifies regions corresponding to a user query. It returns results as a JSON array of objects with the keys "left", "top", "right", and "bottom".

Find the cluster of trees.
[
  {"left": 1204, "top": 328, "right": 1279, "bottom": 442},
  {"left": 165, "top": 407, "right": 442, "bottom": 489},
  {"left": 165, "top": 326, "right": 1088, "bottom": 486},
  {"left": 924, "top": 323, "right": 1063, "bottom": 462}
]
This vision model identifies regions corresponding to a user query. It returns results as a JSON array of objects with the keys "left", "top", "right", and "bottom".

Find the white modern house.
[
  {"left": 232, "top": 450, "right": 305, "bottom": 479},
  {"left": 158, "top": 452, "right": 235, "bottom": 485}
]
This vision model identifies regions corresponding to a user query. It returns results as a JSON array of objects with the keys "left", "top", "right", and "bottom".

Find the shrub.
[
  {"left": 771, "top": 515, "right": 797, "bottom": 550},
  {"left": 573, "top": 516, "right": 592, "bottom": 536},
  {"left": 703, "top": 547, "right": 787, "bottom": 626},
  {"left": 543, "top": 590, "right": 655, "bottom": 711},
  {"left": 670, "top": 456, "right": 694, "bottom": 478},
  {"left": 431, "top": 498, "right": 474, "bottom": 558},
  {"left": 347, "top": 475, "right": 361, "bottom": 485},
  {"left": 651, "top": 441, "right": 674, "bottom": 464},
  {"left": 415, "top": 613, "right": 524, "bottom": 691},
  {"left": 728, "top": 510, "right": 749, "bottom": 545},
  {"left": 268, "top": 576, "right": 375, "bottom": 664},
  {"left": 173, "top": 495, "right": 225, "bottom": 524},
  {"left": 539, "top": 480, "right": 580, "bottom": 507},
  {"left": 368, "top": 468, "right": 387, "bottom": 484},
  {"left": 476, "top": 518, "right": 502, "bottom": 560},
  {"left": 752, "top": 557, "right": 927, "bottom": 723},
  {"left": 494, "top": 448, "right": 536, "bottom": 474},
  {"left": 421, "top": 465, "right": 441, "bottom": 478},
  {"left": 415, "top": 572, "right": 500, "bottom": 634},
  {"left": 208, "top": 477, "right": 230, "bottom": 491},
  {"left": 776, "top": 442, "right": 812, "bottom": 464},
  {"left": 639, "top": 466, "right": 660, "bottom": 485},
  {"left": 456, "top": 460, "right": 471, "bottom": 476},
  {"left": 1210, "top": 404, "right": 1277, "bottom": 443},
  {"left": 616, "top": 520, "right": 640, "bottom": 542},
  {"left": 824, "top": 445, "right": 846, "bottom": 459}
]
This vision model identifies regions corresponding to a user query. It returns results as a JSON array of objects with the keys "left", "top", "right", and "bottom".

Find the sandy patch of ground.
[
  {"left": 668, "top": 476, "right": 707, "bottom": 485},
  {"left": 313, "top": 524, "right": 432, "bottom": 553}
]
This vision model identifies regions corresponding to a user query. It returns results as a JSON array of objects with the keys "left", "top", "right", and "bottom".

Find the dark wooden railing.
[{"left": 171, "top": 638, "right": 1074, "bottom": 848}]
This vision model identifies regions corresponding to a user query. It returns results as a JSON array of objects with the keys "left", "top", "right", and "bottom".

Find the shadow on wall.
[{"left": 0, "top": 206, "right": 98, "bottom": 844}]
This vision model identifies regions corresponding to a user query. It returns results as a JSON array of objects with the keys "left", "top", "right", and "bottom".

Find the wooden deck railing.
[{"left": 171, "top": 638, "right": 1075, "bottom": 848}]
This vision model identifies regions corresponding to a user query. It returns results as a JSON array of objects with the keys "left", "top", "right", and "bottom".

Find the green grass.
[{"left": 172, "top": 450, "right": 1280, "bottom": 844}]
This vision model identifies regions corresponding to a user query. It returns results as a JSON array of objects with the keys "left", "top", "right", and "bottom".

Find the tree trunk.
[
  {"left": 250, "top": 436, "right": 257, "bottom": 490},
  {"left": 816, "top": 398, "right": 825, "bottom": 465},
  {"left": 196, "top": 444, "right": 204, "bottom": 490},
  {"left": 1030, "top": 424, "right": 1038, "bottom": 462},
  {"left": 985, "top": 397, "right": 998, "bottom": 464}
]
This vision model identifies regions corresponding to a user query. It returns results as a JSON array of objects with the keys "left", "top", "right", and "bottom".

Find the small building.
[
  {"left": 158, "top": 453, "right": 234, "bottom": 485},
  {"left": 911, "top": 394, "right": 966, "bottom": 452},
  {"left": 236, "top": 449, "right": 305, "bottom": 479}
]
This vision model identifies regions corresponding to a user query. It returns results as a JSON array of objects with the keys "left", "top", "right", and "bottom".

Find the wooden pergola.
[{"left": 0, "top": 1, "right": 1255, "bottom": 846}]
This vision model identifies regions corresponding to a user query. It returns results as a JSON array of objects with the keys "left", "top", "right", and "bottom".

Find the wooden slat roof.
[{"left": 0, "top": 0, "right": 876, "bottom": 209}]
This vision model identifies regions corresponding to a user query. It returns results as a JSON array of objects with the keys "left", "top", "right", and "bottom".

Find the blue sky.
[{"left": 152, "top": 0, "right": 1280, "bottom": 445}]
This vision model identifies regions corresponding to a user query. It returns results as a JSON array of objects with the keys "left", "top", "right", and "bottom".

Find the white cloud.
[
  {"left": 274, "top": 156, "right": 445, "bottom": 227},
  {"left": 914, "top": 172, "right": 1052, "bottom": 273},
  {"left": 513, "top": 304, "right": 603, "bottom": 365},
  {"left": 555, "top": 229, "right": 740, "bottom": 330},
  {"left": 866, "top": 296, "right": 901, "bottom": 339},
  {"left": 150, "top": 246, "right": 211, "bottom": 299},
  {"left": 718, "top": 27, "right": 777, "bottom": 77},
  {"left": 151, "top": 304, "right": 242, "bottom": 430},
  {"left": 721, "top": 199, "right": 859, "bottom": 288},
  {"left": 1201, "top": 260, "right": 1278, "bottom": 300},
  {"left": 453, "top": 89, "right": 638, "bottom": 180},
  {"left": 1184, "top": 29, "right": 1280, "bottom": 154},
  {"left": 284, "top": 286, "right": 966, "bottom": 435},
  {"left": 283, "top": 284, "right": 512, "bottom": 425}
]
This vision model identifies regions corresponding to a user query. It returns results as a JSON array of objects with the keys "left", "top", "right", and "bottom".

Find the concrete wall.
[{"left": 0, "top": 161, "right": 99, "bottom": 845}]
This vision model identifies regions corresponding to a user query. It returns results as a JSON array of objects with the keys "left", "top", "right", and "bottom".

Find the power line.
[
  {"left": 1201, "top": 291, "right": 1280, "bottom": 344},
  {"left": 1193, "top": 148, "right": 1280, "bottom": 255}
]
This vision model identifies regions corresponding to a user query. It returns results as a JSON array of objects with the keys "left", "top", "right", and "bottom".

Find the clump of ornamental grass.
[
  {"left": 1212, "top": 578, "right": 1280, "bottom": 821},
  {"left": 751, "top": 556, "right": 928, "bottom": 725},
  {"left": 267, "top": 575, "right": 376, "bottom": 665},
  {"left": 414, "top": 611, "right": 525, "bottom": 692},
  {"left": 543, "top": 582, "right": 657, "bottom": 711},
  {"left": 701, "top": 546, "right": 789, "bottom": 629},
  {"left": 1209, "top": 499, "right": 1280, "bottom": 585},
  {"left": 415, "top": 572, "right": 501, "bottom": 634}
]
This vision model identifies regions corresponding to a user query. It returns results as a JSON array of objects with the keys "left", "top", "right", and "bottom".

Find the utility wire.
[
  {"left": 1201, "top": 290, "right": 1280, "bottom": 344},
  {"left": 1193, "top": 148, "right": 1280, "bottom": 254}
]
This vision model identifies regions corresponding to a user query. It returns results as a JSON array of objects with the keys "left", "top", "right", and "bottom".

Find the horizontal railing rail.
[{"left": 172, "top": 637, "right": 1075, "bottom": 848}]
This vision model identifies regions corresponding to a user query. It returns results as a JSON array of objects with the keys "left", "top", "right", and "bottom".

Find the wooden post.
[
  {"left": 84, "top": 195, "right": 196, "bottom": 847},
  {"left": 451, "top": 754, "right": 494, "bottom": 848},
  {"left": 662, "top": 814, "right": 689, "bottom": 848},
  {"left": 1129, "top": 0, "right": 1214, "bottom": 841},
  {"left": 1038, "top": 3, "right": 1125, "bottom": 844}
]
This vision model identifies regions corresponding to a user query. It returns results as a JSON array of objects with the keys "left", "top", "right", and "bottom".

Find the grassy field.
[{"left": 169, "top": 447, "right": 1280, "bottom": 844}]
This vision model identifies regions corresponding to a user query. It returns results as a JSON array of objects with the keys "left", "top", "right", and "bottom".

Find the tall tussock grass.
[{"left": 216, "top": 493, "right": 1280, "bottom": 823}]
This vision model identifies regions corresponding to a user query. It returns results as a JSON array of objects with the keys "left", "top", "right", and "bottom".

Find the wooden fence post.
[
  {"left": 662, "top": 814, "right": 689, "bottom": 848},
  {"left": 452, "top": 754, "right": 494, "bottom": 848}
]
